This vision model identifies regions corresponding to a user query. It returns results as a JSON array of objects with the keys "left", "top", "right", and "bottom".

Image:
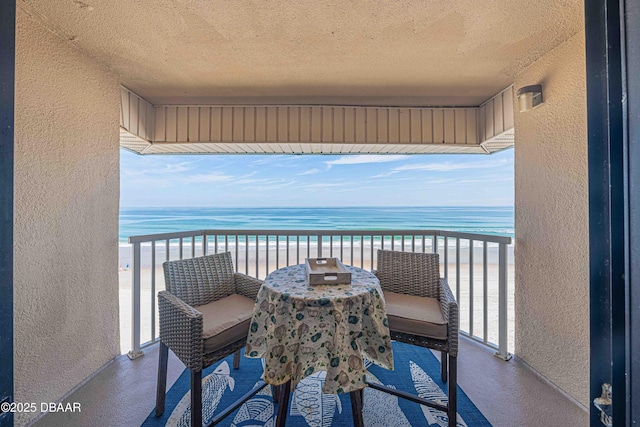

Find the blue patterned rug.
[{"left": 143, "top": 342, "right": 491, "bottom": 426}]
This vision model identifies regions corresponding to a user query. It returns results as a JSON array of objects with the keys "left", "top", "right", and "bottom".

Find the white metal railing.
[{"left": 124, "top": 229, "right": 513, "bottom": 361}]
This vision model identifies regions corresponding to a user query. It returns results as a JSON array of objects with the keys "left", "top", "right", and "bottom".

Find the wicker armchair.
[
  {"left": 155, "top": 252, "right": 262, "bottom": 427},
  {"left": 373, "top": 250, "right": 459, "bottom": 427}
]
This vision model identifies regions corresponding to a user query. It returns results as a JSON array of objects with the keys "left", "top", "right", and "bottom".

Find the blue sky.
[{"left": 120, "top": 148, "right": 513, "bottom": 207}]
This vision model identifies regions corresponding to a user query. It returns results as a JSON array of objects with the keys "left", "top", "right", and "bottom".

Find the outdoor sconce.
[{"left": 517, "top": 85, "right": 543, "bottom": 112}]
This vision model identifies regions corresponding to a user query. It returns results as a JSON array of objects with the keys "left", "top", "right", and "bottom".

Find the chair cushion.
[
  {"left": 384, "top": 291, "right": 448, "bottom": 340},
  {"left": 196, "top": 293, "right": 256, "bottom": 354}
]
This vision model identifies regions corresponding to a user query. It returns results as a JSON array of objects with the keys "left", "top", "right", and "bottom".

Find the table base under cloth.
[{"left": 245, "top": 264, "right": 393, "bottom": 394}]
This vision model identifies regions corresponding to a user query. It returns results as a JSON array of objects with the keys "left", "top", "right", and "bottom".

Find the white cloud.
[
  {"left": 301, "top": 182, "right": 349, "bottom": 193},
  {"left": 239, "top": 172, "right": 258, "bottom": 178},
  {"left": 252, "top": 179, "right": 298, "bottom": 191},
  {"left": 251, "top": 155, "right": 285, "bottom": 165},
  {"left": 235, "top": 178, "right": 265, "bottom": 184},
  {"left": 305, "top": 182, "right": 345, "bottom": 189},
  {"left": 251, "top": 155, "right": 301, "bottom": 165},
  {"left": 122, "top": 160, "right": 195, "bottom": 176},
  {"left": 458, "top": 176, "right": 513, "bottom": 184},
  {"left": 162, "top": 162, "right": 194, "bottom": 173},
  {"left": 424, "top": 178, "right": 457, "bottom": 185},
  {"left": 394, "top": 159, "right": 508, "bottom": 172},
  {"left": 332, "top": 186, "right": 378, "bottom": 193},
  {"left": 325, "top": 155, "right": 409, "bottom": 166},
  {"left": 236, "top": 177, "right": 294, "bottom": 185},
  {"left": 183, "top": 173, "right": 233, "bottom": 183},
  {"left": 370, "top": 171, "right": 399, "bottom": 178},
  {"left": 297, "top": 168, "right": 322, "bottom": 176}
]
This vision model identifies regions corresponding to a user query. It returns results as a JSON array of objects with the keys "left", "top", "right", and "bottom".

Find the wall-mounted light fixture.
[{"left": 517, "top": 85, "right": 543, "bottom": 112}]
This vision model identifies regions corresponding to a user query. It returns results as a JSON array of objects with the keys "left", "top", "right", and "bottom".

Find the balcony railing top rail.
[{"left": 128, "top": 228, "right": 513, "bottom": 245}]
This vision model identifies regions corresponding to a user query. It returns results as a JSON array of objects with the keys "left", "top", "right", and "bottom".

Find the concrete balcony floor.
[{"left": 33, "top": 337, "right": 588, "bottom": 427}]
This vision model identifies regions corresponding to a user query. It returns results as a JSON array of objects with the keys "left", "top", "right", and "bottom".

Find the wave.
[{"left": 119, "top": 207, "right": 514, "bottom": 243}]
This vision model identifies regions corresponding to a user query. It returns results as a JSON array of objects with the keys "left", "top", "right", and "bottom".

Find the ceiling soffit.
[
  {"left": 120, "top": 87, "right": 515, "bottom": 155},
  {"left": 20, "top": 0, "right": 583, "bottom": 106}
]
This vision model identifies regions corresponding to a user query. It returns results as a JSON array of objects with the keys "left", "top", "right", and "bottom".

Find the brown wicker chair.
[
  {"left": 372, "top": 249, "right": 459, "bottom": 427},
  {"left": 155, "top": 252, "right": 263, "bottom": 427}
]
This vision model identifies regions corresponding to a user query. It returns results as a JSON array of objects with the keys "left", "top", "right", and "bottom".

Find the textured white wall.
[
  {"left": 514, "top": 31, "right": 589, "bottom": 406},
  {"left": 14, "top": 8, "right": 120, "bottom": 425}
]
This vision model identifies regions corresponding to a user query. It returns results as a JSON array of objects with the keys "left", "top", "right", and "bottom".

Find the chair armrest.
[
  {"left": 439, "top": 278, "right": 459, "bottom": 356},
  {"left": 158, "top": 290, "right": 204, "bottom": 371},
  {"left": 234, "top": 273, "right": 262, "bottom": 300}
]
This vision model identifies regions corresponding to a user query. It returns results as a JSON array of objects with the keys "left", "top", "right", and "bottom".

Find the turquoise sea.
[{"left": 119, "top": 207, "right": 514, "bottom": 243}]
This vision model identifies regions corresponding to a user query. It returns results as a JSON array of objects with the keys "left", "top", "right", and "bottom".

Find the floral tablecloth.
[{"left": 245, "top": 264, "right": 393, "bottom": 394}]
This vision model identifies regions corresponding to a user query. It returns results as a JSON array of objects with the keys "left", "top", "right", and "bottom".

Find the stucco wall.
[
  {"left": 14, "top": 8, "right": 120, "bottom": 425},
  {"left": 514, "top": 31, "right": 589, "bottom": 406}
]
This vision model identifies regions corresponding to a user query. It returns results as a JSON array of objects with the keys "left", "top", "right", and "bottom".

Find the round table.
[{"left": 245, "top": 263, "right": 393, "bottom": 395}]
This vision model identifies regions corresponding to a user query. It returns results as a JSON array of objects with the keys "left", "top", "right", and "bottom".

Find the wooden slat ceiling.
[{"left": 120, "top": 87, "right": 514, "bottom": 155}]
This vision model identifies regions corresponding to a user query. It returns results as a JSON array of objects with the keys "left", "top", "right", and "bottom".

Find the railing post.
[
  {"left": 203, "top": 234, "right": 208, "bottom": 255},
  {"left": 317, "top": 234, "right": 323, "bottom": 258},
  {"left": 495, "top": 242, "right": 512, "bottom": 361},
  {"left": 128, "top": 242, "right": 144, "bottom": 360}
]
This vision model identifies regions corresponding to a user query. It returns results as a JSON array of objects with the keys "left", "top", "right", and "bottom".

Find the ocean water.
[{"left": 119, "top": 206, "right": 514, "bottom": 243}]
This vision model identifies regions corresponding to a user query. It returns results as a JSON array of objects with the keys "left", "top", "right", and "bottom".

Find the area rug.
[{"left": 143, "top": 342, "right": 491, "bottom": 426}]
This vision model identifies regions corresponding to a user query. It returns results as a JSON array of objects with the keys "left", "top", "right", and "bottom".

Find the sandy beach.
[{"left": 118, "top": 242, "right": 515, "bottom": 355}]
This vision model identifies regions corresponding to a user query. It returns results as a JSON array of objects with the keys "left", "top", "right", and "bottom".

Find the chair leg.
[
  {"left": 276, "top": 380, "right": 291, "bottom": 427},
  {"left": 233, "top": 349, "right": 241, "bottom": 369},
  {"left": 447, "top": 355, "right": 457, "bottom": 427},
  {"left": 441, "top": 350, "right": 448, "bottom": 383},
  {"left": 155, "top": 342, "right": 169, "bottom": 416},
  {"left": 191, "top": 370, "right": 203, "bottom": 427},
  {"left": 350, "top": 388, "right": 365, "bottom": 427},
  {"left": 271, "top": 384, "right": 281, "bottom": 403}
]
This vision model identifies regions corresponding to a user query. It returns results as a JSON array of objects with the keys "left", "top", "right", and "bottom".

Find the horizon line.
[{"left": 119, "top": 205, "right": 514, "bottom": 209}]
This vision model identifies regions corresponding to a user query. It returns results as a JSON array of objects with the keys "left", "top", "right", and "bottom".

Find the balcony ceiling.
[{"left": 20, "top": 0, "right": 583, "bottom": 107}]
